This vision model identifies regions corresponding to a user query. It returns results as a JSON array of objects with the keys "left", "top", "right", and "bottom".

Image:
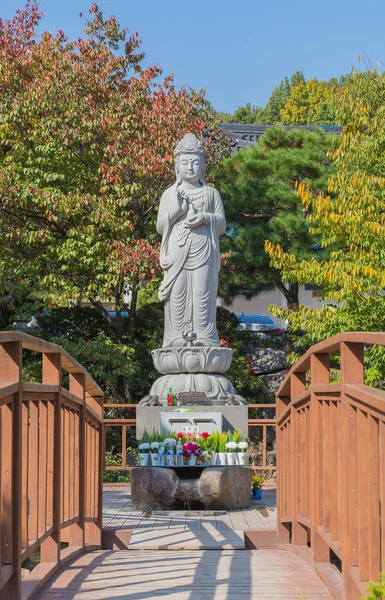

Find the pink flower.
[
  {"left": 177, "top": 432, "right": 184, "bottom": 438},
  {"left": 185, "top": 431, "right": 192, "bottom": 438},
  {"left": 183, "top": 441, "right": 200, "bottom": 458}
]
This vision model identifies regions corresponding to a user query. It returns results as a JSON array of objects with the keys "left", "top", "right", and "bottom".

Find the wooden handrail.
[
  {"left": 276, "top": 332, "right": 385, "bottom": 600},
  {"left": 0, "top": 333, "right": 104, "bottom": 600},
  {"left": 0, "top": 332, "right": 103, "bottom": 398}
]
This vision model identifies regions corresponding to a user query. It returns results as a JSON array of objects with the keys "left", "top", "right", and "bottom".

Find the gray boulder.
[
  {"left": 131, "top": 466, "right": 252, "bottom": 511},
  {"left": 131, "top": 467, "right": 179, "bottom": 510},
  {"left": 198, "top": 467, "right": 252, "bottom": 510}
]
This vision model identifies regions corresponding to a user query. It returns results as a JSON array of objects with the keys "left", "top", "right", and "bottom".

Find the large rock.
[
  {"left": 131, "top": 467, "right": 179, "bottom": 510},
  {"left": 198, "top": 467, "right": 252, "bottom": 510},
  {"left": 247, "top": 346, "right": 288, "bottom": 375},
  {"left": 131, "top": 466, "right": 252, "bottom": 511}
]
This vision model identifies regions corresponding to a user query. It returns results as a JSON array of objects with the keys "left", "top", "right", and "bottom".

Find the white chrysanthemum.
[
  {"left": 225, "top": 441, "right": 237, "bottom": 450},
  {"left": 150, "top": 442, "right": 160, "bottom": 449},
  {"left": 238, "top": 442, "right": 249, "bottom": 450},
  {"left": 164, "top": 438, "right": 176, "bottom": 445},
  {"left": 138, "top": 443, "right": 150, "bottom": 450}
]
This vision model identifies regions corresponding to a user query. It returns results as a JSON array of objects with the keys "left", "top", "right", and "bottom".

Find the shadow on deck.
[{"left": 35, "top": 486, "right": 333, "bottom": 599}]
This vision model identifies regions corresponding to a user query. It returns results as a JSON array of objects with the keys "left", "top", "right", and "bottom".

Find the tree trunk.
[
  {"left": 128, "top": 284, "right": 138, "bottom": 342},
  {"left": 277, "top": 282, "right": 299, "bottom": 355}
]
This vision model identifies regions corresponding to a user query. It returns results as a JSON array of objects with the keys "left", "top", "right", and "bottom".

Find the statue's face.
[{"left": 177, "top": 153, "right": 204, "bottom": 184}]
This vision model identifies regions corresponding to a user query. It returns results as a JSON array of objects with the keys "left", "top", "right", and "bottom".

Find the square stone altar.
[{"left": 136, "top": 405, "right": 248, "bottom": 438}]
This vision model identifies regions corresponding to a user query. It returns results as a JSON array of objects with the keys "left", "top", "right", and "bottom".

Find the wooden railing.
[
  {"left": 276, "top": 332, "right": 385, "bottom": 600},
  {"left": 104, "top": 402, "right": 276, "bottom": 475},
  {"left": 0, "top": 332, "right": 104, "bottom": 600}
]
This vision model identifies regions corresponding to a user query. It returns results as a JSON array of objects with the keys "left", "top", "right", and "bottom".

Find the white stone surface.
[
  {"left": 152, "top": 346, "right": 233, "bottom": 374},
  {"left": 128, "top": 527, "right": 245, "bottom": 549},
  {"left": 150, "top": 372, "right": 235, "bottom": 405}
]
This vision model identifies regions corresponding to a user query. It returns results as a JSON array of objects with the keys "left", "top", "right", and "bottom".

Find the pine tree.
[{"left": 214, "top": 127, "right": 334, "bottom": 311}]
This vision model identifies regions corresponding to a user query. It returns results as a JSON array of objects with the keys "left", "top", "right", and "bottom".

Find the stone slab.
[
  {"left": 136, "top": 405, "right": 248, "bottom": 438},
  {"left": 128, "top": 527, "right": 245, "bottom": 549}
]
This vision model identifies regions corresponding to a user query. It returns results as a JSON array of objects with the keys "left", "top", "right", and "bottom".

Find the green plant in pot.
[
  {"left": 150, "top": 441, "right": 160, "bottom": 466},
  {"left": 225, "top": 431, "right": 237, "bottom": 465},
  {"left": 252, "top": 476, "right": 264, "bottom": 500},
  {"left": 207, "top": 430, "right": 219, "bottom": 465},
  {"left": 138, "top": 434, "right": 151, "bottom": 466},
  {"left": 218, "top": 432, "right": 228, "bottom": 465}
]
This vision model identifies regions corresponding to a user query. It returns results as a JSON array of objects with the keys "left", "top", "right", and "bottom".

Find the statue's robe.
[{"left": 157, "top": 183, "right": 226, "bottom": 347}]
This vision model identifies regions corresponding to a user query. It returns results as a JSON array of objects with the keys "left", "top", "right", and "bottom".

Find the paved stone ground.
[{"left": 102, "top": 485, "right": 277, "bottom": 532}]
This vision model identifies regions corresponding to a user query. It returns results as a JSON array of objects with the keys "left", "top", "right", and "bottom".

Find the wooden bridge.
[{"left": 0, "top": 332, "right": 384, "bottom": 599}]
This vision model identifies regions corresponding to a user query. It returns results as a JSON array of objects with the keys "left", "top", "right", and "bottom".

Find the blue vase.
[{"left": 253, "top": 489, "right": 262, "bottom": 500}]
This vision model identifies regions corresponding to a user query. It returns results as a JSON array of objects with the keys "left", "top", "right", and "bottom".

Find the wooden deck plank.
[
  {"left": 242, "top": 508, "right": 268, "bottom": 530},
  {"left": 35, "top": 549, "right": 333, "bottom": 599},
  {"left": 101, "top": 488, "right": 278, "bottom": 532}
]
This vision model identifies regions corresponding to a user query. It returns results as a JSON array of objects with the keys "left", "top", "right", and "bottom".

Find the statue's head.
[{"left": 174, "top": 133, "right": 207, "bottom": 185}]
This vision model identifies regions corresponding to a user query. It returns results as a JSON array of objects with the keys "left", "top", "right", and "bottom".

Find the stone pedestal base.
[
  {"left": 131, "top": 466, "right": 252, "bottom": 511},
  {"left": 149, "top": 373, "right": 235, "bottom": 405}
]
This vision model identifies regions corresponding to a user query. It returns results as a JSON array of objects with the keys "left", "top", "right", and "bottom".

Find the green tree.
[
  {"left": 280, "top": 78, "right": 338, "bottom": 125},
  {"left": 224, "top": 103, "right": 267, "bottom": 125},
  {"left": 214, "top": 127, "right": 334, "bottom": 314},
  {"left": 0, "top": 2, "right": 227, "bottom": 396},
  {"left": 264, "top": 71, "right": 306, "bottom": 124},
  {"left": 265, "top": 69, "right": 385, "bottom": 381}
]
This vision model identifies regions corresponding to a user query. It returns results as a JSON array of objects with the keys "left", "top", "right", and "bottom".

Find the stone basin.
[
  {"left": 131, "top": 466, "right": 252, "bottom": 511},
  {"left": 152, "top": 346, "right": 233, "bottom": 375}
]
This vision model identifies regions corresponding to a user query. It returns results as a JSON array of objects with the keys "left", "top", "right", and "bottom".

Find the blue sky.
[{"left": 2, "top": 0, "right": 384, "bottom": 113}]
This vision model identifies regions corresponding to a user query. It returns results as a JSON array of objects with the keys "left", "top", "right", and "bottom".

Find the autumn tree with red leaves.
[{"left": 0, "top": 2, "right": 227, "bottom": 395}]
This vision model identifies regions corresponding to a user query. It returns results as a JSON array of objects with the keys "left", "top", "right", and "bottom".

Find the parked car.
[{"left": 235, "top": 313, "right": 284, "bottom": 336}]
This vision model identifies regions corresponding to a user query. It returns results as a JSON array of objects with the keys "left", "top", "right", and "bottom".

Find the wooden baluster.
[
  {"left": 28, "top": 401, "right": 39, "bottom": 544},
  {"left": 40, "top": 353, "right": 62, "bottom": 565},
  {"left": 38, "top": 401, "right": 48, "bottom": 541},
  {"left": 379, "top": 420, "right": 385, "bottom": 575},
  {"left": 367, "top": 414, "right": 380, "bottom": 582},
  {"left": 122, "top": 425, "right": 127, "bottom": 470},
  {"left": 310, "top": 353, "right": 330, "bottom": 563},
  {"left": 0, "top": 340, "right": 22, "bottom": 600},
  {"left": 291, "top": 372, "right": 307, "bottom": 548}
]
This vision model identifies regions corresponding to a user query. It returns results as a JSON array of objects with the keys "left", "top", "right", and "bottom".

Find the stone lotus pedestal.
[
  {"left": 131, "top": 466, "right": 252, "bottom": 511},
  {"left": 148, "top": 345, "right": 241, "bottom": 405}
]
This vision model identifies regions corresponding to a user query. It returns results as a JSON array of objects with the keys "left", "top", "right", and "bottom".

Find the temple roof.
[{"left": 220, "top": 123, "right": 343, "bottom": 153}]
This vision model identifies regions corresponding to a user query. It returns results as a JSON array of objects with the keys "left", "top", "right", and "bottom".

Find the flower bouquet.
[{"left": 183, "top": 441, "right": 200, "bottom": 466}]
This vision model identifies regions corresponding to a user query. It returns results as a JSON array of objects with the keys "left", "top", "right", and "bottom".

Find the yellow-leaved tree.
[
  {"left": 280, "top": 78, "right": 337, "bottom": 125},
  {"left": 265, "top": 68, "right": 385, "bottom": 384}
]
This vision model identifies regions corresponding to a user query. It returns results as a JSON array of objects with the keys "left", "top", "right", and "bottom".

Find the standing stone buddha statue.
[{"left": 157, "top": 133, "right": 226, "bottom": 347}]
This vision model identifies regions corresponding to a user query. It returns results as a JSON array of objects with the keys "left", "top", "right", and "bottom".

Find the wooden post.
[
  {"left": 310, "top": 353, "right": 330, "bottom": 564},
  {"left": 341, "top": 342, "right": 364, "bottom": 600},
  {"left": 68, "top": 374, "right": 86, "bottom": 548},
  {"left": 0, "top": 341, "right": 22, "bottom": 600},
  {"left": 290, "top": 372, "right": 307, "bottom": 548},
  {"left": 40, "top": 353, "right": 62, "bottom": 565}
]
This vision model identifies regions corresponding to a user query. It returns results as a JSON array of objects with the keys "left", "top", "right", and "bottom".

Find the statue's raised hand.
[{"left": 169, "top": 185, "right": 188, "bottom": 222}]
